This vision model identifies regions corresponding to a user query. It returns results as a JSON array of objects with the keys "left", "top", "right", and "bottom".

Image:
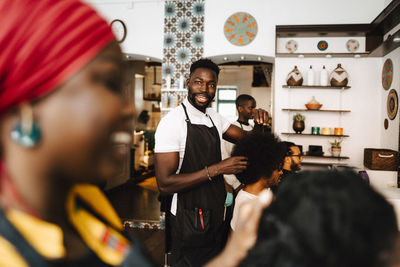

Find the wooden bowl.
[{"left": 305, "top": 103, "right": 322, "bottom": 110}]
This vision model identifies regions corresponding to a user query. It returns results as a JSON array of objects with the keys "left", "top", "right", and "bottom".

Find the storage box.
[{"left": 364, "top": 148, "right": 399, "bottom": 171}]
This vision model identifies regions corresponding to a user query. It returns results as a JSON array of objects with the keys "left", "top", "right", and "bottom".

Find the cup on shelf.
[
  {"left": 311, "top": 126, "right": 320, "bottom": 135},
  {"left": 334, "top": 127, "right": 343, "bottom": 136},
  {"left": 321, "top": 127, "right": 331, "bottom": 135}
]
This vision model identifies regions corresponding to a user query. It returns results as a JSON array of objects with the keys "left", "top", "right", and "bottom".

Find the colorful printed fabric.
[{"left": 0, "top": 0, "right": 115, "bottom": 115}]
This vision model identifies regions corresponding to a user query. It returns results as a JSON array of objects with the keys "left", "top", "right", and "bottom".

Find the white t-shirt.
[
  {"left": 155, "top": 97, "right": 231, "bottom": 215},
  {"left": 230, "top": 189, "right": 258, "bottom": 231},
  {"left": 221, "top": 120, "right": 253, "bottom": 189}
]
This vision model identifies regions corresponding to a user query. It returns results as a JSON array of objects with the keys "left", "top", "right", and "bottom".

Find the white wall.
[
  {"left": 85, "top": 0, "right": 387, "bottom": 62},
  {"left": 204, "top": 0, "right": 387, "bottom": 59},
  {"left": 274, "top": 57, "right": 382, "bottom": 168},
  {"left": 84, "top": 0, "right": 164, "bottom": 60},
  {"left": 380, "top": 48, "right": 400, "bottom": 150}
]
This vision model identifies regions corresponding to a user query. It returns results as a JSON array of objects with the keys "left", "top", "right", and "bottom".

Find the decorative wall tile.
[{"left": 163, "top": 0, "right": 205, "bottom": 87}]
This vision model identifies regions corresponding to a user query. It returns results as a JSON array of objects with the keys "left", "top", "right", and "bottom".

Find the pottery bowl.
[{"left": 305, "top": 103, "right": 322, "bottom": 110}]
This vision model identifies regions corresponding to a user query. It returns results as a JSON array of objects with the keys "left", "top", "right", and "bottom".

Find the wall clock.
[
  {"left": 223, "top": 12, "right": 257, "bottom": 46},
  {"left": 382, "top": 58, "right": 393, "bottom": 90},
  {"left": 110, "top": 19, "right": 127, "bottom": 43},
  {"left": 387, "top": 89, "right": 398, "bottom": 120}
]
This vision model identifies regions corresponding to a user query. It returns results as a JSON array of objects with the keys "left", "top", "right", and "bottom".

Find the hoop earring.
[{"left": 10, "top": 104, "right": 41, "bottom": 148}]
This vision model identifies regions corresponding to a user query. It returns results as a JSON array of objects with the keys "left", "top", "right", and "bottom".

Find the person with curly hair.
[
  {"left": 230, "top": 133, "right": 286, "bottom": 231},
  {"left": 240, "top": 170, "right": 398, "bottom": 267}
]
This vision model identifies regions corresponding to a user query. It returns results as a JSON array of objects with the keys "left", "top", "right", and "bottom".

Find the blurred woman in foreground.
[{"left": 0, "top": 1, "right": 268, "bottom": 266}]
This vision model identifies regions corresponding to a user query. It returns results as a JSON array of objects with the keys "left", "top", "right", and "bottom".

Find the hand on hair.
[
  {"left": 253, "top": 108, "right": 269, "bottom": 126},
  {"left": 209, "top": 156, "right": 248, "bottom": 176}
]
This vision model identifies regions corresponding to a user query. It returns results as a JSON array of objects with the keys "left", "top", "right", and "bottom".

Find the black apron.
[{"left": 170, "top": 103, "right": 227, "bottom": 267}]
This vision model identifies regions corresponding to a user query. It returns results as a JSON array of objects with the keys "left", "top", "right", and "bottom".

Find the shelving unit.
[
  {"left": 304, "top": 155, "right": 349, "bottom": 160},
  {"left": 160, "top": 87, "right": 187, "bottom": 115},
  {"left": 276, "top": 52, "right": 370, "bottom": 58},
  {"left": 282, "top": 85, "right": 350, "bottom": 90},
  {"left": 161, "top": 89, "right": 187, "bottom": 92},
  {"left": 282, "top": 83, "right": 350, "bottom": 163},
  {"left": 283, "top": 108, "right": 350, "bottom": 113},
  {"left": 281, "top": 133, "right": 349, "bottom": 137}
]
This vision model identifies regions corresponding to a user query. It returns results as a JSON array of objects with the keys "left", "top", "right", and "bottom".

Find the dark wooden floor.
[{"left": 106, "top": 178, "right": 165, "bottom": 266}]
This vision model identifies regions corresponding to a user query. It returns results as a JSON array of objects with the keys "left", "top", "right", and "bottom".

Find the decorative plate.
[
  {"left": 387, "top": 89, "right": 398, "bottom": 120},
  {"left": 285, "top": 40, "right": 298, "bottom": 53},
  {"left": 382, "top": 58, "right": 393, "bottom": 90},
  {"left": 346, "top": 39, "right": 359, "bottom": 52},
  {"left": 223, "top": 12, "right": 258, "bottom": 46},
  {"left": 317, "top": 40, "right": 328, "bottom": 51}
]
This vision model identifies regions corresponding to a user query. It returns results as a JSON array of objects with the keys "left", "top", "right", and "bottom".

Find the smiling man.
[{"left": 154, "top": 59, "right": 269, "bottom": 266}]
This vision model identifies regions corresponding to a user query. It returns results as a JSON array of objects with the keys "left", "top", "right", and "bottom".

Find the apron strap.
[
  {"left": 182, "top": 103, "right": 216, "bottom": 127},
  {"left": 181, "top": 103, "right": 190, "bottom": 123}
]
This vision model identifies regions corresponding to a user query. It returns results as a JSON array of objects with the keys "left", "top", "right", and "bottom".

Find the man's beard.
[
  {"left": 188, "top": 91, "right": 213, "bottom": 111},
  {"left": 291, "top": 162, "right": 301, "bottom": 172}
]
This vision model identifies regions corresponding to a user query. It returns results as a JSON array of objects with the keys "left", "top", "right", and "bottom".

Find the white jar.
[{"left": 320, "top": 65, "right": 328, "bottom": 86}]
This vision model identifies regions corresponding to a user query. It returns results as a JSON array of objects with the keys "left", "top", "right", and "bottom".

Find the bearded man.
[{"left": 154, "top": 59, "right": 269, "bottom": 266}]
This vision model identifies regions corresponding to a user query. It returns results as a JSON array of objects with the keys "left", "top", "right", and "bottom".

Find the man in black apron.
[{"left": 155, "top": 59, "right": 269, "bottom": 266}]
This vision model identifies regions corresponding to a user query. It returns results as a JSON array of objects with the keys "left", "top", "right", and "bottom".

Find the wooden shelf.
[
  {"left": 282, "top": 108, "right": 350, "bottom": 113},
  {"left": 276, "top": 24, "right": 370, "bottom": 38},
  {"left": 368, "top": 28, "right": 400, "bottom": 57},
  {"left": 281, "top": 133, "right": 349, "bottom": 137},
  {"left": 276, "top": 52, "right": 370, "bottom": 58},
  {"left": 302, "top": 162, "right": 349, "bottom": 167},
  {"left": 161, "top": 88, "right": 187, "bottom": 92},
  {"left": 282, "top": 85, "right": 350, "bottom": 89},
  {"left": 304, "top": 155, "right": 349, "bottom": 159}
]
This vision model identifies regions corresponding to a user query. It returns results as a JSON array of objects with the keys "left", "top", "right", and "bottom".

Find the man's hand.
[
  {"left": 253, "top": 108, "right": 269, "bottom": 126},
  {"left": 209, "top": 156, "right": 248, "bottom": 177}
]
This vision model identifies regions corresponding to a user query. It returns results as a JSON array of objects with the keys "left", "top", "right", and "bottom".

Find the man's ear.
[
  {"left": 237, "top": 106, "right": 243, "bottom": 113},
  {"left": 186, "top": 78, "right": 190, "bottom": 88}
]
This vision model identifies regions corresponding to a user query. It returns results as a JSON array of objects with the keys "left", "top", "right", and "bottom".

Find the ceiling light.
[
  {"left": 257, "top": 56, "right": 262, "bottom": 61},
  {"left": 354, "top": 54, "right": 360, "bottom": 58},
  {"left": 298, "top": 54, "right": 304, "bottom": 58},
  {"left": 145, "top": 57, "right": 151, "bottom": 61},
  {"left": 240, "top": 56, "right": 245, "bottom": 60},
  {"left": 125, "top": 55, "right": 131, "bottom": 59},
  {"left": 325, "top": 54, "right": 332, "bottom": 58},
  {"left": 223, "top": 56, "right": 228, "bottom": 61},
  {"left": 393, "top": 37, "right": 400, "bottom": 43}
]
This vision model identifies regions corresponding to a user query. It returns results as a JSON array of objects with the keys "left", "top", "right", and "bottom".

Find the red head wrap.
[{"left": 0, "top": 0, "right": 115, "bottom": 115}]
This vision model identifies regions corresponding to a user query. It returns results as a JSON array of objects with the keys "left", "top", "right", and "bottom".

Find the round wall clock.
[
  {"left": 110, "top": 19, "right": 127, "bottom": 43},
  {"left": 223, "top": 12, "right": 257, "bottom": 46},
  {"left": 387, "top": 89, "right": 398, "bottom": 120},
  {"left": 382, "top": 58, "right": 393, "bottom": 90}
]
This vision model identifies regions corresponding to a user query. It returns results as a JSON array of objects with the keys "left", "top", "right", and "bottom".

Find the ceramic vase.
[
  {"left": 331, "top": 147, "right": 341, "bottom": 157},
  {"left": 286, "top": 66, "right": 303, "bottom": 86},
  {"left": 293, "top": 121, "right": 305, "bottom": 134},
  {"left": 330, "top": 64, "right": 348, "bottom": 86}
]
